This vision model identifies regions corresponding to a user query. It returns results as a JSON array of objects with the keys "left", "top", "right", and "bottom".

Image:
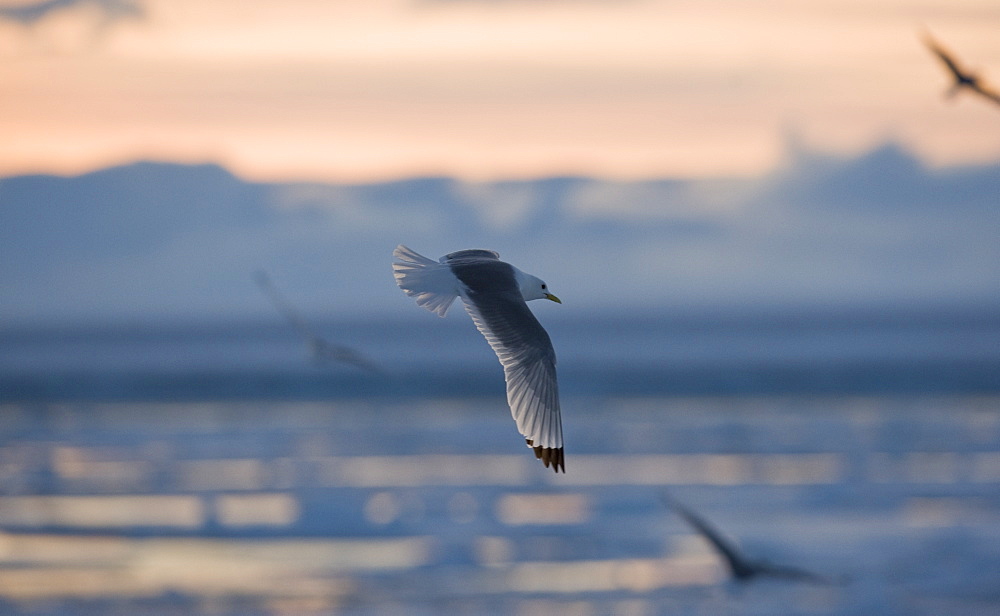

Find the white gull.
[{"left": 392, "top": 245, "right": 565, "bottom": 472}]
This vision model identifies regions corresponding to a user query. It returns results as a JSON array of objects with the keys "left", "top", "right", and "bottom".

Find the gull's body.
[
  {"left": 253, "top": 270, "right": 380, "bottom": 373},
  {"left": 392, "top": 245, "right": 564, "bottom": 472},
  {"left": 923, "top": 32, "right": 1000, "bottom": 107},
  {"left": 668, "top": 497, "right": 833, "bottom": 585}
]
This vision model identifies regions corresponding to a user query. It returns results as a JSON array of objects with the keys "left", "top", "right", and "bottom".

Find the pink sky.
[{"left": 2, "top": 0, "right": 999, "bottom": 181}]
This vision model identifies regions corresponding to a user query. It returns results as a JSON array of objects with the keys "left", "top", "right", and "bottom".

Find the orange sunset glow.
[{"left": 2, "top": 0, "right": 999, "bottom": 182}]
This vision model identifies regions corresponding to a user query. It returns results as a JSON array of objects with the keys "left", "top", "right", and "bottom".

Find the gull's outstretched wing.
[
  {"left": 254, "top": 270, "right": 380, "bottom": 372},
  {"left": 923, "top": 33, "right": 968, "bottom": 84},
  {"left": 447, "top": 253, "right": 564, "bottom": 473},
  {"left": 254, "top": 271, "right": 314, "bottom": 340},
  {"left": 668, "top": 498, "right": 754, "bottom": 580},
  {"left": 971, "top": 81, "right": 1000, "bottom": 106}
]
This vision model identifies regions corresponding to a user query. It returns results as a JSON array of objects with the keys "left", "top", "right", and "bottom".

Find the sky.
[{"left": 2, "top": 0, "right": 999, "bottom": 183}]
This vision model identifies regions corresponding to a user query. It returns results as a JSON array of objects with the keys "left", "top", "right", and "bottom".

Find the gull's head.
[{"left": 515, "top": 270, "right": 561, "bottom": 304}]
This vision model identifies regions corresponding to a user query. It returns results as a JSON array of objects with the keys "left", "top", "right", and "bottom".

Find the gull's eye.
[{"left": 541, "top": 284, "right": 547, "bottom": 289}]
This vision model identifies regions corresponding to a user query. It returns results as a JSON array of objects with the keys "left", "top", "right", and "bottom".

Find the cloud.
[{"left": 0, "top": 0, "right": 144, "bottom": 27}]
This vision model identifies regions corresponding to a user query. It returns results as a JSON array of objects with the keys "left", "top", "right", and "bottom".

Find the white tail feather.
[{"left": 392, "top": 245, "right": 460, "bottom": 317}]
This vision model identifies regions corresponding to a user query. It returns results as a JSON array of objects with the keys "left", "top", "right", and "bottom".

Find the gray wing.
[
  {"left": 450, "top": 258, "right": 564, "bottom": 472},
  {"left": 254, "top": 270, "right": 380, "bottom": 373}
]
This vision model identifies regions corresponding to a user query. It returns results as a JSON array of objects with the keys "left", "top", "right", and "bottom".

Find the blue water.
[
  {"left": 1, "top": 311, "right": 999, "bottom": 614},
  {"left": 3, "top": 309, "right": 1000, "bottom": 401}
]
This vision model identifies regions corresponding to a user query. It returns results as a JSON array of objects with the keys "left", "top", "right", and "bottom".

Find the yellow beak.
[{"left": 545, "top": 293, "right": 562, "bottom": 304}]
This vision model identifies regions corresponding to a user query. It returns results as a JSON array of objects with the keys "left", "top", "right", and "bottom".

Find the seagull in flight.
[
  {"left": 393, "top": 245, "right": 565, "bottom": 472},
  {"left": 253, "top": 270, "right": 380, "bottom": 373},
  {"left": 667, "top": 496, "right": 835, "bottom": 585},
  {"left": 922, "top": 31, "right": 1000, "bottom": 107}
]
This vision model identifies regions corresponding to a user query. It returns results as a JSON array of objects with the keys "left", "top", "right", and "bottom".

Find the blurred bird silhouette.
[
  {"left": 922, "top": 31, "right": 1000, "bottom": 107},
  {"left": 0, "top": 0, "right": 143, "bottom": 27},
  {"left": 253, "top": 270, "right": 381, "bottom": 373},
  {"left": 666, "top": 495, "right": 837, "bottom": 585}
]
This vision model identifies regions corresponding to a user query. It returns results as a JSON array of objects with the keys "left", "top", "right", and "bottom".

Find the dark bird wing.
[
  {"left": 970, "top": 81, "right": 1000, "bottom": 106},
  {"left": 667, "top": 498, "right": 755, "bottom": 580},
  {"left": 922, "top": 32, "right": 969, "bottom": 83},
  {"left": 307, "top": 338, "right": 383, "bottom": 373},
  {"left": 254, "top": 271, "right": 316, "bottom": 341},
  {"left": 758, "top": 562, "right": 834, "bottom": 585},
  {"left": 666, "top": 495, "right": 840, "bottom": 586},
  {"left": 253, "top": 271, "right": 380, "bottom": 373},
  {"left": 921, "top": 30, "right": 1000, "bottom": 107}
]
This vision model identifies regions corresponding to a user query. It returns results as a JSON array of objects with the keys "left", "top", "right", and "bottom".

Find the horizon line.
[{"left": 4, "top": 139, "right": 1000, "bottom": 185}]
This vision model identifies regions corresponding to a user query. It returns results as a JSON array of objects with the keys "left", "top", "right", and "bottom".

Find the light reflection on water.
[
  {"left": 0, "top": 495, "right": 205, "bottom": 528},
  {"left": 0, "top": 395, "right": 998, "bottom": 614},
  {"left": 0, "top": 533, "right": 422, "bottom": 602}
]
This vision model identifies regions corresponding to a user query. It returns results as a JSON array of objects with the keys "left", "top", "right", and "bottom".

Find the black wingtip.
[{"left": 527, "top": 439, "right": 565, "bottom": 473}]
